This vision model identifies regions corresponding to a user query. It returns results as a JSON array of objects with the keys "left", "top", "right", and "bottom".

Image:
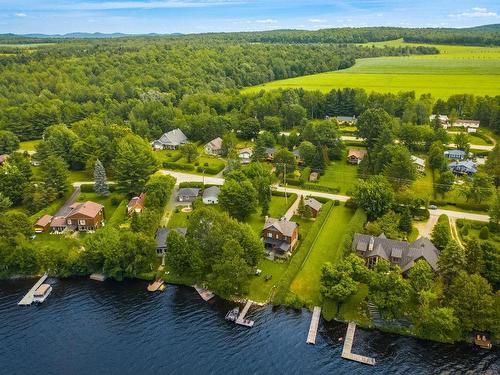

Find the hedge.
[
  {"left": 162, "top": 162, "right": 195, "bottom": 171},
  {"left": 429, "top": 200, "right": 490, "bottom": 212},
  {"left": 179, "top": 181, "right": 205, "bottom": 189},
  {"left": 196, "top": 164, "right": 225, "bottom": 175},
  {"left": 302, "top": 183, "right": 340, "bottom": 193},
  {"left": 339, "top": 207, "right": 367, "bottom": 256},
  {"left": 273, "top": 201, "right": 333, "bottom": 305},
  {"left": 79, "top": 183, "right": 116, "bottom": 193}
]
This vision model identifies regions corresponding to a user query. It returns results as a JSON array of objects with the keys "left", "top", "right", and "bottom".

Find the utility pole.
[{"left": 283, "top": 163, "right": 287, "bottom": 205}]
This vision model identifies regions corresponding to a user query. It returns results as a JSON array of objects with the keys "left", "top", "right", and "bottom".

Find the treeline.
[{"left": 201, "top": 25, "right": 499, "bottom": 46}]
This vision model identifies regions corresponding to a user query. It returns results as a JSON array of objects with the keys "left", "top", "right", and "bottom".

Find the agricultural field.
[{"left": 243, "top": 40, "right": 500, "bottom": 98}]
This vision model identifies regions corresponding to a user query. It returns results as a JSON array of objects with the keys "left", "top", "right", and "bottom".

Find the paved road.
[
  {"left": 340, "top": 136, "right": 493, "bottom": 151},
  {"left": 161, "top": 170, "right": 491, "bottom": 222}
]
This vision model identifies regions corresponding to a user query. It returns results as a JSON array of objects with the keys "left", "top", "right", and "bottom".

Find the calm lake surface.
[{"left": 0, "top": 278, "right": 498, "bottom": 375}]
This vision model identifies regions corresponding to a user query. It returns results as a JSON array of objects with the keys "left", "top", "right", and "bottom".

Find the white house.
[
  {"left": 429, "top": 114, "right": 450, "bottom": 128},
  {"left": 202, "top": 186, "right": 220, "bottom": 204},
  {"left": 411, "top": 155, "right": 426, "bottom": 173},
  {"left": 152, "top": 128, "right": 188, "bottom": 150},
  {"left": 239, "top": 147, "right": 253, "bottom": 165}
]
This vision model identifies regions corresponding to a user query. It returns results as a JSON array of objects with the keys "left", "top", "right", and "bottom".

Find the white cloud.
[
  {"left": 449, "top": 7, "right": 498, "bottom": 18},
  {"left": 255, "top": 19, "right": 278, "bottom": 24},
  {"left": 15, "top": 13, "right": 27, "bottom": 17},
  {"left": 59, "top": 1, "right": 244, "bottom": 11},
  {"left": 308, "top": 18, "right": 326, "bottom": 23}
]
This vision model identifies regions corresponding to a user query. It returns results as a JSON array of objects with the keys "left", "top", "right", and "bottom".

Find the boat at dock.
[
  {"left": 33, "top": 284, "right": 52, "bottom": 304},
  {"left": 225, "top": 308, "right": 239, "bottom": 322},
  {"left": 147, "top": 279, "right": 165, "bottom": 292}
]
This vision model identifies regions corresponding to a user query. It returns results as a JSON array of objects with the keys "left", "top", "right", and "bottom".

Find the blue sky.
[{"left": 0, "top": 1, "right": 499, "bottom": 34}]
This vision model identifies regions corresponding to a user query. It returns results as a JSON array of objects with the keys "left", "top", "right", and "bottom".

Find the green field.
[
  {"left": 243, "top": 40, "right": 500, "bottom": 98},
  {"left": 290, "top": 204, "right": 355, "bottom": 305}
]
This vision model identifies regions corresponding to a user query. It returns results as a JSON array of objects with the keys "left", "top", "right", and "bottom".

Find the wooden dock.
[
  {"left": 306, "top": 306, "right": 321, "bottom": 344},
  {"left": 236, "top": 300, "right": 254, "bottom": 327},
  {"left": 90, "top": 273, "right": 106, "bottom": 282},
  {"left": 341, "top": 322, "right": 376, "bottom": 366},
  {"left": 194, "top": 285, "right": 215, "bottom": 301},
  {"left": 18, "top": 273, "right": 48, "bottom": 306},
  {"left": 147, "top": 279, "right": 164, "bottom": 292}
]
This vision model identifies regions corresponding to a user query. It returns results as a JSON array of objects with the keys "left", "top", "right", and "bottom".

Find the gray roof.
[
  {"left": 156, "top": 128, "right": 188, "bottom": 147},
  {"left": 335, "top": 116, "right": 357, "bottom": 123},
  {"left": 304, "top": 198, "right": 322, "bottom": 212},
  {"left": 202, "top": 186, "right": 220, "bottom": 199},
  {"left": 177, "top": 188, "right": 200, "bottom": 197},
  {"left": 206, "top": 137, "right": 223, "bottom": 150},
  {"left": 265, "top": 147, "right": 276, "bottom": 156},
  {"left": 444, "top": 150, "right": 466, "bottom": 157},
  {"left": 156, "top": 227, "right": 187, "bottom": 248},
  {"left": 352, "top": 233, "right": 439, "bottom": 272},
  {"left": 411, "top": 155, "right": 426, "bottom": 168},
  {"left": 263, "top": 217, "right": 297, "bottom": 237},
  {"left": 449, "top": 160, "right": 477, "bottom": 174}
]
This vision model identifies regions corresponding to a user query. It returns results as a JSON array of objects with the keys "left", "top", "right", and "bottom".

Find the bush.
[
  {"left": 334, "top": 200, "right": 340, "bottom": 206},
  {"left": 345, "top": 198, "right": 358, "bottom": 209},
  {"left": 479, "top": 226, "right": 489, "bottom": 239},
  {"left": 286, "top": 178, "right": 301, "bottom": 186},
  {"left": 111, "top": 197, "right": 120, "bottom": 206},
  {"left": 456, "top": 219, "right": 465, "bottom": 228},
  {"left": 461, "top": 224, "right": 470, "bottom": 236},
  {"left": 80, "top": 183, "right": 94, "bottom": 192},
  {"left": 179, "top": 181, "right": 204, "bottom": 189},
  {"left": 300, "top": 167, "right": 311, "bottom": 185}
]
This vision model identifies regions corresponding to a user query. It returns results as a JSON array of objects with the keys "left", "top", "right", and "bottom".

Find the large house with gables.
[
  {"left": 262, "top": 217, "right": 299, "bottom": 254},
  {"left": 352, "top": 233, "right": 439, "bottom": 274},
  {"left": 152, "top": 128, "right": 188, "bottom": 150}
]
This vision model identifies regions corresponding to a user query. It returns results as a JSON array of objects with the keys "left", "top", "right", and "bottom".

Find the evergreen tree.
[
  {"left": 398, "top": 207, "right": 413, "bottom": 234},
  {"left": 93, "top": 159, "right": 110, "bottom": 196},
  {"left": 465, "top": 238, "right": 484, "bottom": 274},
  {"left": 297, "top": 195, "right": 305, "bottom": 216}
]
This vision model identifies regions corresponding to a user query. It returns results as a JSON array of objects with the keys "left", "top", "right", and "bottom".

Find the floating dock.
[
  {"left": 306, "top": 306, "right": 322, "bottom": 344},
  {"left": 18, "top": 273, "right": 48, "bottom": 306},
  {"left": 90, "top": 273, "right": 106, "bottom": 282},
  {"left": 236, "top": 300, "right": 254, "bottom": 327},
  {"left": 147, "top": 279, "right": 165, "bottom": 292},
  {"left": 194, "top": 285, "right": 215, "bottom": 301},
  {"left": 341, "top": 322, "right": 376, "bottom": 366}
]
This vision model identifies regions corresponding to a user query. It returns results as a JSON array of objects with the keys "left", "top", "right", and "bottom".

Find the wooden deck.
[
  {"left": 306, "top": 306, "right": 321, "bottom": 344},
  {"left": 18, "top": 273, "right": 48, "bottom": 306},
  {"left": 341, "top": 322, "right": 376, "bottom": 366},
  {"left": 236, "top": 300, "right": 254, "bottom": 327},
  {"left": 194, "top": 285, "right": 215, "bottom": 301}
]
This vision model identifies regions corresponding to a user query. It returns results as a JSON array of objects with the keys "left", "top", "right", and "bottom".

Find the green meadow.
[{"left": 243, "top": 40, "right": 500, "bottom": 98}]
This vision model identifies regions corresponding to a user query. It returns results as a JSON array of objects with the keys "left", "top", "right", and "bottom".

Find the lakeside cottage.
[
  {"left": 444, "top": 149, "right": 466, "bottom": 160},
  {"left": 127, "top": 193, "right": 146, "bottom": 216},
  {"left": 449, "top": 160, "right": 477, "bottom": 175},
  {"left": 177, "top": 188, "right": 200, "bottom": 202},
  {"left": 347, "top": 149, "right": 367, "bottom": 165},
  {"left": 155, "top": 227, "right": 187, "bottom": 256},
  {"left": 352, "top": 233, "right": 439, "bottom": 274},
  {"left": 204, "top": 137, "right": 223, "bottom": 156},
  {"left": 262, "top": 217, "right": 299, "bottom": 255},
  {"left": 202, "top": 186, "right": 220, "bottom": 204},
  {"left": 43, "top": 201, "right": 105, "bottom": 233},
  {"left": 152, "top": 128, "right": 188, "bottom": 150}
]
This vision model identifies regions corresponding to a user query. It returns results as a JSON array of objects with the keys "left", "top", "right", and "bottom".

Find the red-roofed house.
[{"left": 127, "top": 193, "right": 146, "bottom": 215}]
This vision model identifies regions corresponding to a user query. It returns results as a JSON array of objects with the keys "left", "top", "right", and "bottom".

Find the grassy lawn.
[
  {"left": 338, "top": 283, "right": 370, "bottom": 324},
  {"left": 19, "top": 139, "right": 41, "bottom": 151},
  {"left": 68, "top": 170, "right": 93, "bottom": 183},
  {"left": 166, "top": 209, "right": 191, "bottom": 228},
  {"left": 314, "top": 160, "right": 360, "bottom": 194},
  {"left": 246, "top": 259, "right": 288, "bottom": 303},
  {"left": 409, "top": 165, "right": 434, "bottom": 201},
  {"left": 243, "top": 40, "right": 500, "bottom": 99},
  {"left": 31, "top": 232, "right": 81, "bottom": 252},
  {"left": 290, "top": 204, "right": 355, "bottom": 305},
  {"left": 154, "top": 144, "right": 226, "bottom": 175}
]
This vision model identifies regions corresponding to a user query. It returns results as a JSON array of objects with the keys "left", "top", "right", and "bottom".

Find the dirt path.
[{"left": 449, "top": 217, "right": 463, "bottom": 246}]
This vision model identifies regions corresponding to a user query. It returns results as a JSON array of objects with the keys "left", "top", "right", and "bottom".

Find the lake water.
[{"left": 0, "top": 278, "right": 498, "bottom": 375}]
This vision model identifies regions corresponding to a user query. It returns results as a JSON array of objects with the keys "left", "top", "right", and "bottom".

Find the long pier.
[
  {"left": 236, "top": 300, "right": 254, "bottom": 327},
  {"left": 18, "top": 273, "right": 48, "bottom": 306},
  {"left": 306, "top": 306, "right": 322, "bottom": 344},
  {"left": 341, "top": 322, "right": 376, "bottom": 366}
]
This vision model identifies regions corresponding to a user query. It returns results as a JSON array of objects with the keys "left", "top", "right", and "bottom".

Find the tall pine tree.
[{"left": 94, "top": 159, "right": 110, "bottom": 196}]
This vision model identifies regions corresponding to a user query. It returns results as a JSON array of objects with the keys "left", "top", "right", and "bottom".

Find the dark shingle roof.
[
  {"left": 177, "top": 188, "right": 200, "bottom": 197},
  {"left": 156, "top": 227, "right": 187, "bottom": 248}
]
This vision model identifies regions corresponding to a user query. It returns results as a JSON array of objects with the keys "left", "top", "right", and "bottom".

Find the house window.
[
  {"left": 67, "top": 219, "right": 72, "bottom": 225},
  {"left": 79, "top": 220, "right": 86, "bottom": 226},
  {"left": 267, "top": 232, "right": 272, "bottom": 238}
]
